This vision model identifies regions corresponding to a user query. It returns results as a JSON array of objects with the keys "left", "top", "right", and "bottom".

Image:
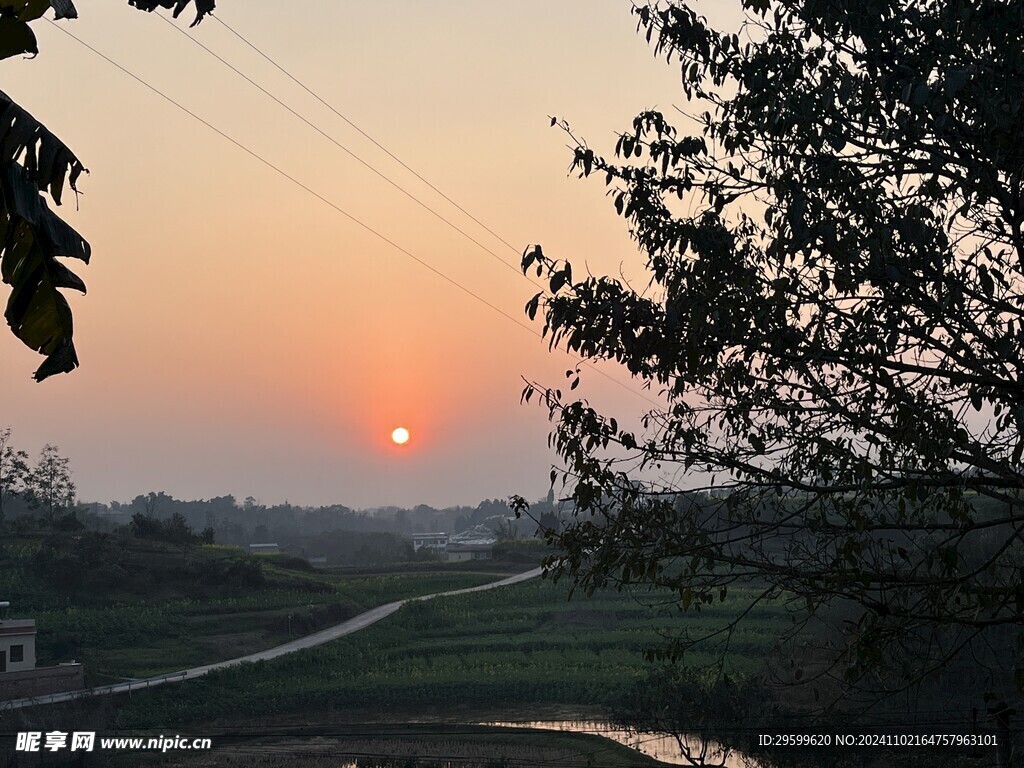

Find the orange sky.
[{"left": 0, "top": 1, "right": 737, "bottom": 508}]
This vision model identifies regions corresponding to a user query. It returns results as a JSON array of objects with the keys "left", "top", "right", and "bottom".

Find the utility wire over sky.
[
  {"left": 212, "top": 13, "right": 525, "bottom": 258},
  {"left": 157, "top": 14, "right": 529, "bottom": 284},
  {"left": 44, "top": 12, "right": 663, "bottom": 409}
]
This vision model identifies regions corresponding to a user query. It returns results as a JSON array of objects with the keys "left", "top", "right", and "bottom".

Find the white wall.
[{"left": 0, "top": 632, "right": 36, "bottom": 673}]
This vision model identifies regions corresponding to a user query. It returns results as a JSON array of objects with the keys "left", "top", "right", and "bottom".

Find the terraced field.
[{"left": 110, "top": 576, "right": 786, "bottom": 727}]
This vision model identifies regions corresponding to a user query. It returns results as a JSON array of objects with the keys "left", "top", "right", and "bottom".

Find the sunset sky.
[{"left": 0, "top": 1, "right": 736, "bottom": 509}]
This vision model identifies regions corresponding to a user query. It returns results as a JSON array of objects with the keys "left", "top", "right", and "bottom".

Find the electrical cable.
[
  {"left": 157, "top": 14, "right": 530, "bottom": 285},
  {"left": 43, "top": 17, "right": 662, "bottom": 410},
  {"left": 211, "top": 13, "right": 524, "bottom": 258}
]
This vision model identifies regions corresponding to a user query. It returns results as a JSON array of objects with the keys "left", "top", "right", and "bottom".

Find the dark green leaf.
[{"left": 0, "top": 18, "right": 36, "bottom": 60}]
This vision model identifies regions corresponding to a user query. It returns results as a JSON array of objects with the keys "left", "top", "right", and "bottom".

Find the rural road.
[{"left": 0, "top": 567, "right": 542, "bottom": 712}]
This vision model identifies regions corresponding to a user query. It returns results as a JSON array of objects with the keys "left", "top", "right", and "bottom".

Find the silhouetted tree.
[
  {"left": 165, "top": 511, "right": 195, "bottom": 554},
  {"left": 129, "top": 511, "right": 161, "bottom": 539},
  {"left": 0, "top": 427, "right": 27, "bottom": 524},
  {"left": 23, "top": 443, "right": 74, "bottom": 523},
  {"left": 535, "top": 511, "right": 560, "bottom": 537},
  {"left": 129, "top": 510, "right": 200, "bottom": 553},
  {"left": 0, "top": 1, "right": 215, "bottom": 380},
  {"left": 518, "top": 0, "right": 1024, "bottom": 715}
]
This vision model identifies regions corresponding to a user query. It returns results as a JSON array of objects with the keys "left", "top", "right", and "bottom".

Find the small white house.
[
  {"left": 445, "top": 527, "right": 497, "bottom": 562},
  {"left": 445, "top": 543, "right": 493, "bottom": 562},
  {"left": 0, "top": 619, "right": 36, "bottom": 674},
  {"left": 412, "top": 533, "right": 448, "bottom": 552},
  {"left": 0, "top": 604, "right": 84, "bottom": 701}
]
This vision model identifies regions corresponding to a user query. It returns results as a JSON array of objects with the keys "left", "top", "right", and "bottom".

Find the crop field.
[
  {"left": 109, "top": 575, "right": 788, "bottom": 728},
  {"left": 0, "top": 535, "right": 500, "bottom": 680},
  {"left": 35, "top": 569, "right": 501, "bottom": 680}
]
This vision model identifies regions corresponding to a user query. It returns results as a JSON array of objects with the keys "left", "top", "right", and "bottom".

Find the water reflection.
[
  {"left": 482, "top": 719, "right": 754, "bottom": 766},
  {"left": 331, "top": 719, "right": 758, "bottom": 767}
]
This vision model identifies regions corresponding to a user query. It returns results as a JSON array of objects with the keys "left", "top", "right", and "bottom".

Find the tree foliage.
[
  {"left": 129, "top": 510, "right": 203, "bottom": 552},
  {"left": 520, "top": 0, "right": 1024, "bottom": 710},
  {"left": 127, "top": 0, "right": 215, "bottom": 28},
  {"left": 23, "top": 442, "right": 74, "bottom": 521},
  {"left": 0, "top": 425, "right": 27, "bottom": 522},
  {"left": 0, "top": 0, "right": 214, "bottom": 380}
]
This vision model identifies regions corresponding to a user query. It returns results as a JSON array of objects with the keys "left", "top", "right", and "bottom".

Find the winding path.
[{"left": 0, "top": 567, "right": 542, "bottom": 712}]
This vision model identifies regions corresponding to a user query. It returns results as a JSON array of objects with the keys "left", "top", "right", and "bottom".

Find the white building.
[
  {"left": 445, "top": 542, "right": 494, "bottom": 562},
  {"left": 0, "top": 605, "right": 84, "bottom": 701},
  {"left": 412, "top": 533, "right": 448, "bottom": 552},
  {"left": 0, "top": 619, "right": 36, "bottom": 674},
  {"left": 445, "top": 527, "right": 497, "bottom": 562}
]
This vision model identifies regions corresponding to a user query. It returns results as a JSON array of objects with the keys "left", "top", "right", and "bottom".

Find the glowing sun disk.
[{"left": 391, "top": 427, "right": 410, "bottom": 445}]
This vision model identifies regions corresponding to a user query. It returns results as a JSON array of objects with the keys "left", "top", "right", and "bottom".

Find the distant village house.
[
  {"left": 445, "top": 527, "right": 496, "bottom": 561},
  {"left": 0, "top": 617, "right": 35, "bottom": 673},
  {"left": 444, "top": 542, "right": 493, "bottom": 561},
  {"left": 0, "top": 603, "right": 83, "bottom": 701},
  {"left": 411, "top": 528, "right": 496, "bottom": 562},
  {"left": 412, "top": 533, "right": 448, "bottom": 553}
]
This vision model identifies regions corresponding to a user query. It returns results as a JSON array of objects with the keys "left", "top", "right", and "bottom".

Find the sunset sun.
[{"left": 391, "top": 427, "right": 410, "bottom": 446}]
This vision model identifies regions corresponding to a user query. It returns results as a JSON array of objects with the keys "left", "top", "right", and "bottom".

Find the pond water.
[
  {"left": 334, "top": 718, "right": 756, "bottom": 767},
  {"left": 482, "top": 719, "right": 752, "bottom": 766}
]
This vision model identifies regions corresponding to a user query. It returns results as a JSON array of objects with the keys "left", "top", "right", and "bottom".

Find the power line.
[
  {"left": 183, "top": 14, "right": 663, "bottom": 411},
  {"left": 42, "top": 18, "right": 663, "bottom": 409},
  {"left": 41, "top": 20, "right": 532, "bottom": 327},
  {"left": 156, "top": 13, "right": 531, "bottom": 286},
  {"left": 211, "top": 13, "right": 524, "bottom": 258}
]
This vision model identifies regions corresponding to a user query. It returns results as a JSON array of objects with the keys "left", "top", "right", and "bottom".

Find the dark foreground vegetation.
[
  {"left": 4, "top": 575, "right": 781, "bottom": 764},
  {"left": 107, "top": 577, "right": 782, "bottom": 726},
  {"left": 4, "top": 571, "right": 993, "bottom": 767},
  {"left": 515, "top": 2, "right": 1024, "bottom": 763}
]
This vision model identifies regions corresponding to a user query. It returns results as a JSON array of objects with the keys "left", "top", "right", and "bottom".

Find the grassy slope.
[
  {"left": 110, "top": 576, "right": 786, "bottom": 728},
  {"left": 0, "top": 533, "right": 503, "bottom": 681},
  {"left": 4, "top": 548, "right": 785, "bottom": 768}
]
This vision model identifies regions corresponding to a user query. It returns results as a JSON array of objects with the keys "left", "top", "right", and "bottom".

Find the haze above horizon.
[{"left": 0, "top": 1, "right": 737, "bottom": 509}]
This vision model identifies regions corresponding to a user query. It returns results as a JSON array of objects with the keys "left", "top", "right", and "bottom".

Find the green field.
[
  {"left": 0, "top": 533, "right": 505, "bottom": 681},
  {"left": 3, "top": 535, "right": 790, "bottom": 767},
  {"left": 109, "top": 576, "right": 786, "bottom": 728},
  {"left": 35, "top": 570, "right": 500, "bottom": 680}
]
